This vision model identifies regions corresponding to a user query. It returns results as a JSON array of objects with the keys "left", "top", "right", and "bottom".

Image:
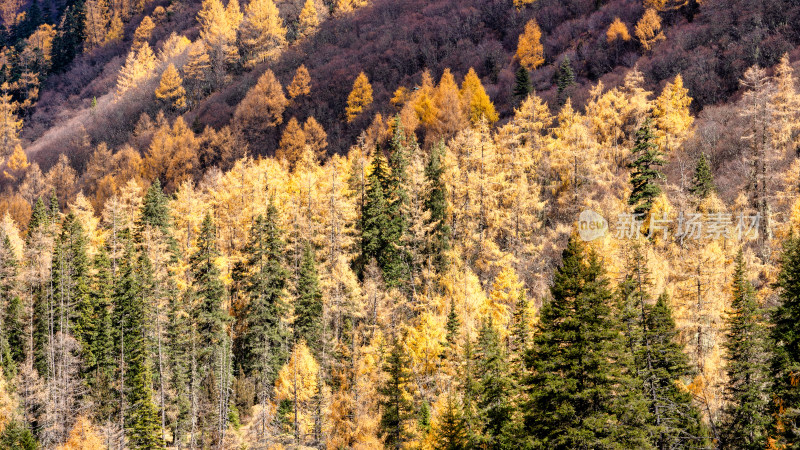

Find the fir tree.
[
  {"left": 639, "top": 293, "right": 708, "bottom": 449},
  {"left": 51, "top": 5, "right": 86, "bottom": 73},
  {"left": 445, "top": 298, "right": 460, "bottom": 347},
  {"left": 475, "top": 319, "right": 515, "bottom": 448},
  {"left": 424, "top": 141, "right": 450, "bottom": 274},
  {"left": 524, "top": 236, "right": 652, "bottom": 449},
  {"left": 235, "top": 202, "right": 289, "bottom": 390},
  {"left": 294, "top": 243, "right": 323, "bottom": 356},
  {"left": 0, "top": 421, "right": 37, "bottom": 449},
  {"left": 628, "top": 118, "right": 665, "bottom": 217},
  {"left": 512, "top": 66, "right": 532, "bottom": 105},
  {"left": 379, "top": 337, "right": 414, "bottom": 449},
  {"left": 384, "top": 123, "right": 412, "bottom": 289},
  {"left": 359, "top": 151, "right": 391, "bottom": 276},
  {"left": 770, "top": 235, "right": 800, "bottom": 447},
  {"left": 720, "top": 250, "right": 770, "bottom": 449},
  {"left": 190, "top": 213, "right": 228, "bottom": 365},
  {"left": 688, "top": 152, "right": 715, "bottom": 200},
  {"left": 114, "top": 232, "right": 164, "bottom": 449},
  {"left": 0, "top": 234, "right": 20, "bottom": 375},
  {"left": 434, "top": 392, "right": 468, "bottom": 450},
  {"left": 556, "top": 56, "right": 575, "bottom": 105}
]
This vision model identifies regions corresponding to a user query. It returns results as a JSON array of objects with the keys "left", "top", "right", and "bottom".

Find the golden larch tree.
[
  {"left": 84, "top": 0, "right": 110, "bottom": 50},
  {"left": 516, "top": 19, "right": 545, "bottom": 72},
  {"left": 277, "top": 117, "right": 306, "bottom": 167},
  {"left": 606, "top": 17, "right": 630, "bottom": 43},
  {"left": 772, "top": 53, "right": 800, "bottom": 156},
  {"left": 275, "top": 341, "right": 320, "bottom": 445},
  {"left": 303, "top": 116, "right": 328, "bottom": 160},
  {"left": 635, "top": 8, "right": 665, "bottom": 51},
  {"left": 433, "top": 68, "right": 467, "bottom": 139},
  {"left": 132, "top": 15, "right": 155, "bottom": 53},
  {"left": 298, "top": 0, "right": 320, "bottom": 38},
  {"left": 238, "top": 0, "right": 287, "bottom": 67},
  {"left": 287, "top": 64, "right": 312, "bottom": 99},
  {"left": 346, "top": 71, "right": 373, "bottom": 123},
  {"left": 234, "top": 69, "right": 288, "bottom": 131},
  {"left": 652, "top": 73, "right": 693, "bottom": 154},
  {"left": 56, "top": 416, "right": 107, "bottom": 450},
  {"left": 461, "top": 68, "right": 498, "bottom": 125},
  {"left": 0, "top": 87, "right": 21, "bottom": 164},
  {"left": 4, "top": 144, "right": 29, "bottom": 181},
  {"left": 106, "top": 13, "right": 124, "bottom": 44},
  {"left": 155, "top": 63, "right": 187, "bottom": 111},
  {"left": 116, "top": 42, "right": 157, "bottom": 97}
]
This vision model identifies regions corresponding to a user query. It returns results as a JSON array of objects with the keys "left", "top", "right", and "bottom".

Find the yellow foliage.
[
  {"left": 516, "top": 19, "right": 545, "bottom": 71},
  {"left": 635, "top": 8, "right": 665, "bottom": 51},
  {"left": 652, "top": 74, "right": 693, "bottom": 153},
  {"left": 155, "top": 63, "right": 187, "bottom": 111},
  {"left": 288, "top": 64, "right": 312, "bottom": 99},
  {"left": 116, "top": 42, "right": 157, "bottom": 97},
  {"left": 3, "top": 144, "right": 28, "bottom": 180},
  {"left": 132, "top": 15, "right": 155, "bottom": 53},
  {"left": 404, "top": 311, "right": 446, "bottom": 377},
  {"left": 487, "top": 266, "right": 523, "bottom": 335},
  {"left": 513, "top": 0, "right": 536, "bottom": 8},
  {"left": 606, "top": 17, "right": 630, "bottom": 43},
  {"left": 275, "top": 341, "right": 320, "bottom": 440},
  {"left": 56, "top": 416, "right": 106, "bottom": 450},
  {"left": 26, "top": 24, "right": 57, "bottom": 63},
  {"left": 83, "top": 0, "right": 110, "bottom": 50},
  {"left": 346, "top": 72, "right": 373, "bottom": 123},
  {"left": 239, "top": 0, "right": 287, "bottom": 66},
  {"left": 460, "top": 68, "right": 498, "bottom": 125},
  {"left": 234, "top": 69, "right": 288, "bottom": 131},
  {"left": 0, "top": 368, "right": 17, "bottom": 434},
  {"left": 298, "top": 0, "right": 320, "bottom": 38}
]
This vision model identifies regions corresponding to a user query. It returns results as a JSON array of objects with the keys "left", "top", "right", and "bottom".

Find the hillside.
[{"left": 0, "top": 0, "right": 796, "bottom": 448}]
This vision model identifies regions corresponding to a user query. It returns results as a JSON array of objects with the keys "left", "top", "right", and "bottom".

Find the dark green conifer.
[
  {"left": 513, "top": 66, "right": 533, "bottom": 104},
  {"left": 379, "top": 337, "right": 414, "bottom": 449},
  {"left": 556, "top": 56, "right": 575, "bottom": 105},
  {"left": 294, "top": 243, "right": 323, "bottom": 356},
  {"left": 720, "top": 250, "right": 770, "bottom": 449},
  {"left": 424, "top": 141, "right": 450, "bottom": 274},
  {"left": 628, "top": 118, "right": 665, "bottom": 217},
  {"left": 688, "top": 152, "right": 715, "bottom": 200}
]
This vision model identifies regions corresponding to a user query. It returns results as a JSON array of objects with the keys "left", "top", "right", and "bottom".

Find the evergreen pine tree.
[
  {"left": 524, "top": 236, "right": 652, "bottom": 449},
  {"left": 445, "top": 299, "right": 460, "bottom": 347},
  {"left": 379, "top": 336, "right": 414, "bottom": 449},
  {"left": 434, "top": 392, "right": 468, "bottom": 450},
  {"left": 114, "top": 231, "right": 164, "bottom": 449},
  {"left": 89, "top": 245, "right": 115, "bottom": 417},
  {"left": 640, "top": 293, "right": 708, "bottom": 449},
  {"left": 512, "top": 66, "right": 533, "bottom": 104},
  {"left": 51, "top": 5, "right": 86, "bottom": 73},
  {"left": 688, "top": 152, "right": 715, "bottom": 200},
  {"left": 235, "top": 202, "right": 290, "bottom": 390},
  {"left": 0, "top": 234, "right": 20, "bottom": 375},
  {"left": 556, "top": 56, "right": 575, "bottom": 105},
  {"left": 424, "top": 141, "right": 450, "bottom": 274},
  {"left": 294, "top": 243, "right": 323, "bottom": 356},
  {"left": 359, "top": 151, "right": 391, "bottom": 276},
  {"left": 384, "top": 122, "right": 412, "bottom": 289},
  {"left": 474, "top": 319, "right": 515, "bottom": 448},
  {"left": 190, "top": 213, "right": 228, "bottom": 365},
  {"left": 628, "top": 118, "right": 665, "bottom": 217},
  {"left": 720, "top": 250, "right": 770, "bottom": 449},
  {"left": 770, "top": 235, "right": 800, "bottom": 447}
]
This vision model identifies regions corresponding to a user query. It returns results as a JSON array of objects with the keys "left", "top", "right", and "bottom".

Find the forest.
[{"left": 0, "top": 0, "right": 797, "bottom": 448}]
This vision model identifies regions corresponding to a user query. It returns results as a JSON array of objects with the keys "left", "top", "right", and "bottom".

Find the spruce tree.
[
  {"left": 294, "top": 243, "right": 323, "bottom": 356},
  {"left": 639, "top": 293, "right": 708, "bottom": 449},
  {"left": 475, "top": 319, "right": 515, "bottom": 448},
  {"left": 512, "top": 66, "right": 533, "bottom": 105},
  {"left": 524, "top": 236, "right": 652, "bottom": 449},
  {"left": 236, "top": 202, "right": 290, "bottom": 390},
  {"left": 628, "top": 118, "right": 665, "bottom": 217},
  {"left": 770, "top": 235, "right": 800, "bottom": 447},
  {"left": 379, "top": 336, "right": 414, "bottom": 449},
  {"left": 114, "top": 232, "right": 164, "bottom": 449},
  {"left": 0, "top": 234, "right": 20, "bottom": 375},
  {"left": 51, "top": 5, "right": 86, "bottom": 73},
  {"left": 688, "top": 152, "right": 715, "bottom": 200},
  {"left": 434, "top": 392, "right": 468, "bottom": 450},
  {"left": 556, "top": 56, "right": 575, "bottom": 105},
  {"left": 424, "top": 141, "right": 450, "bottom": 274},
  {"left": 190, "top": 213, "right": 229, "bottom": 365},
  {"left": 360, "top": 151, "right": 391, "bottom": 275},
  {"left": 445, "top": 299, "right": 460, "bottom": 347},
  {"left": 384, "top": 122, "right": 412, "bottom": 289},
  {"left": 720, "top": 250, "right": 770, "bottom": 449}
]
